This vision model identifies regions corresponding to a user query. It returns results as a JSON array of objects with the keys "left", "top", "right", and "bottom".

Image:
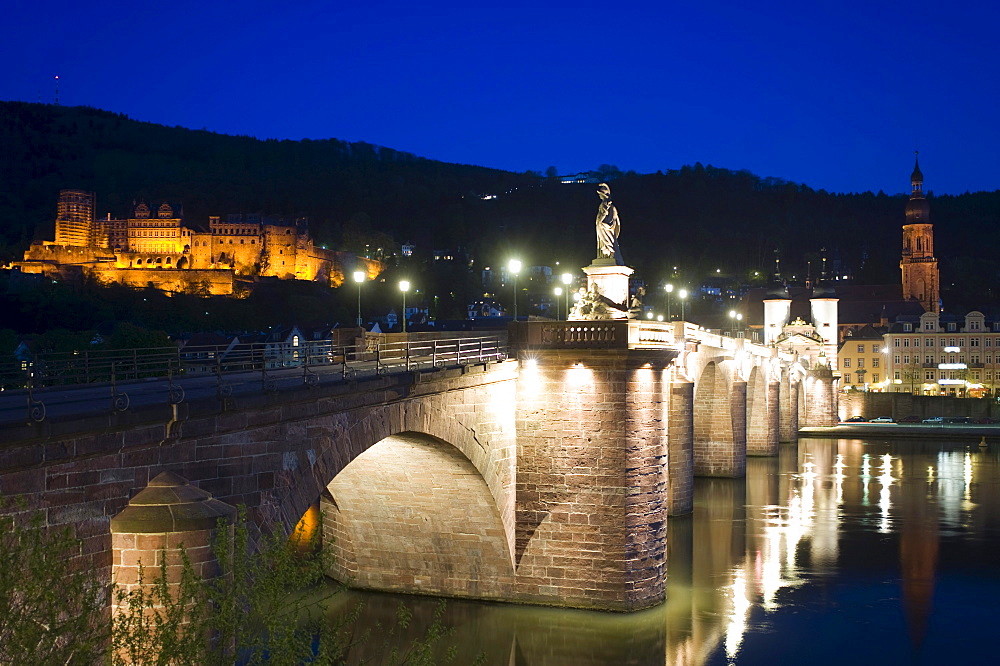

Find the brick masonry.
[
  {"left": 0, "top": 337, "right": 829, "bottom": 612},
  {"left": 513, "top": 349, "right": 673, "bottom": 610}
]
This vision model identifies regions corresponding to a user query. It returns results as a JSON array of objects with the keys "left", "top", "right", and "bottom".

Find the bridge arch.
[{"left": 321, "top": 431, "right": 515, "bottom": 600}]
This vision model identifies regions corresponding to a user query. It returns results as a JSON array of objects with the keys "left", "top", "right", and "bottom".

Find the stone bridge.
[{"left": 0, "top": 321, "right": 836, "bottom": 611}]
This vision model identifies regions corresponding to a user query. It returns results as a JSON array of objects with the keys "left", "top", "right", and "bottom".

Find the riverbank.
[{"left": 799, "top": 423, "right": 1000, "bottom": 440}]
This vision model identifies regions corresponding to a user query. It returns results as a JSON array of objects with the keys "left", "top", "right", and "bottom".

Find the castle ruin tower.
[
  {"left": 54, "top": 189, "right": 96, "bottom": 247},
  {"left": 900, "top": 153, "right": 940, "bottom": 312}
]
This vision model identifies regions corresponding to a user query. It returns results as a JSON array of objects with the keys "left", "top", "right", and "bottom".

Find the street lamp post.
[
  {"left": 679, "top": 288, "right": 688, "bottom": 321},
  {"left": 561, "top": 273, "right": 572, "bottom": 320},
  {"left": 554, "top": 287, "right": 563, "bottom": 320},
  {"left": 509, "top": 259, "right": 522, "bottom": 321},
  {"left": 399, "top": 280, "right": 410, "bottom": 333},
  {"left": 353, "top": 270, "right": 365, "bottom": 327},
  {"left": 665, "top": 283, "right": 673, "bottom": 320}
]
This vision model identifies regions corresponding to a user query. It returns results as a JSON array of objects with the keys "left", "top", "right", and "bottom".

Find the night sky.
[{"left": 4, "top": 0, "right": 998, "bottom": 195}]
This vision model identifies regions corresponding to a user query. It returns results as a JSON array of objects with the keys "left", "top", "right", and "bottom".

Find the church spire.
[{"left": 911, "top": 151, "right": 924, "bottom": 197}]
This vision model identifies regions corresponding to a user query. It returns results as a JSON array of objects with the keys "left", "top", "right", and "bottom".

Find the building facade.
[
  {"left": 837, "top": 325, "right": 885, "bottom": 390},
  {"left": 883, "top": 311, "right": 999, "bottom": 396},
  {"left": 14, "top": 190, "right": 381, "bottom": 294}
]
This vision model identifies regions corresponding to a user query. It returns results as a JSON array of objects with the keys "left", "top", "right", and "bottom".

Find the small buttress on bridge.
[{"left": 0, "top": 322, "right": 837, "bottom": 612}]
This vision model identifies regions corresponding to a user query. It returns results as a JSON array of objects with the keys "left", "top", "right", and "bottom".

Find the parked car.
[
  {"left": 945, "top": 416, "right": 973, "bottom": 424},
  {"left": 843, "top": 415, "right": 867, "bottom": 422},
  {"left": 870, "top": 416, "right": 895, "bottom": 423},
  {"left": 922, "top": 416, "right": 944, "bottom": 424},
  {"left": 898, "top": 415, "right": 921, "bottom": 423}
]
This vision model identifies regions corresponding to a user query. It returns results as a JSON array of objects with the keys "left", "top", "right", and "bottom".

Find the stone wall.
[
  {"left": 839, "top": 391, "right": 1000, "bottom": 421},
  {"left": 90, "top": 266, "right": 234, "bottom": 295}
]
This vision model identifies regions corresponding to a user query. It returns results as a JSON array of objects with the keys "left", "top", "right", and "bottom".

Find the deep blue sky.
[{"left": 4, "top": 0, "right": 998, "bottom": 195}]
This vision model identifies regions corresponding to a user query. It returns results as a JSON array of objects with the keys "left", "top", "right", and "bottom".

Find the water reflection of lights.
[
  {"left": 964, "top": 452, "right": 973, "bottom": 502},
  {"left": 861, "top": 453, "right": 871, "bottom": 506},
  {"left": 725, "top": 570, "right": 752, "bottom": 660},
  {"left": 834, "top": 454, "right": 846, "bottom": 504},
  {"left": 878, "top": 454, "right": 894, "bottom": 533}
]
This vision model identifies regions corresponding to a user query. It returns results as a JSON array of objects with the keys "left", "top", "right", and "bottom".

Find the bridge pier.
[
  {"left": 514, "top": 349, "right": 672, "bottom": 610},
  {"left": 802, "top": 366, "right": 838, "bottom": 427},
  {"left": 693, "top": 364, "right": 747, "bottom": 478},
  {"left": 667, "top": 380, "right": 694, "bottom": 516},
  {"left": 780, "top": 375, "right": 800, "bottom": 441}
]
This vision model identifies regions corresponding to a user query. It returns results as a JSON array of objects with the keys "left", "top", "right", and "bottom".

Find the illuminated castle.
[{"left": 15, "top": 190, "right": 379, "bottom": 294}]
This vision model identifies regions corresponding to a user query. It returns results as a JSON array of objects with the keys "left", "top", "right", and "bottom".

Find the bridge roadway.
[{"left": 0, "top": 321, "right": 838, "bottom": 612}]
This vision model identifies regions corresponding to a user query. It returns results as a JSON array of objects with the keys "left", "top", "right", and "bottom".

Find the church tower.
[{"left": 900, "top": 153, "right": 940, "bottom": 312}]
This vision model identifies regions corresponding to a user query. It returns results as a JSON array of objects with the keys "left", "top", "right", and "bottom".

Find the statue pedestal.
[{"left": 581, "top": 260, "right": 634, "bottom": 319}]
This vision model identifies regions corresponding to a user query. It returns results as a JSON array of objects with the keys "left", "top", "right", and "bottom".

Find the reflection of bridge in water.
[
  {"left": 327, "top": 439, "right": 991, "bottom": 664},
  {"left": 0, "top": 320, "right": 837, "bottom": 612}
]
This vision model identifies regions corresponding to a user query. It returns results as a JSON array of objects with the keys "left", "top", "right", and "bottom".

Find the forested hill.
[
  {"left": 0, "top": 101, "right": 532, "bottom": 254},
  {"left": 2, "top": 101, "right": 999, "bottom": 308}
]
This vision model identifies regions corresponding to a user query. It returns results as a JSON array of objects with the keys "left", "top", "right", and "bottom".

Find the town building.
[
  {"left": 837, "top": 325, "right": 886, "bottom": 390},
  {"left": 883, "top": 310, "right": 1000, "bottom": 397}
]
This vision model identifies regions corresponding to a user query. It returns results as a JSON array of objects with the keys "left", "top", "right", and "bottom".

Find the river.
[{"left": 323, "top": 438, "right": 1000, "bottom": 664}]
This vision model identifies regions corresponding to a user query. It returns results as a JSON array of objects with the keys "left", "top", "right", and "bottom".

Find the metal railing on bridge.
[{"left": 0, "top": 333, "right": 507, "bottom": 425}]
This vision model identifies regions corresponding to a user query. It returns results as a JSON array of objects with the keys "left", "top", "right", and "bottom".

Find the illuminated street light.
[
  {"left": 399, "top": 280, "right": 410, "bottom": 333},
  {"left": 665, "top": 283, "right": 674, "bottom": 320},
  {"left": 554, "top": 286, "right": 563, "bottom": 319},
  {"left": 646, "top": 311, "right": 654, "bottom": 320},
  {"left": 679, "top": 288, "right": 688, "bottom": 321},
  {"left": 561, "top": 273, "right": 572, "bottom": 320},
  {"left": 353, "top": 270, "right": 365, "bottom": 327},
  {"left": 657, "top": 314, "right": 664, "bottom": 322},
  {"left": 509, "top": 259, "right": 522, "bottom": 321}
]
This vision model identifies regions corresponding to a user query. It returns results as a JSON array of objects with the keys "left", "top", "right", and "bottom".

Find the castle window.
[
  {"left": 843, "top": 358, "right": 851, "bottom": 368},
  {"left": 857, "top": 344, "right": 864, "bottom": 353},
  {"left": 926, "top": 338, "right": 934, "bottom": 346},
  {"left": 843, "top": 373, "right": 852, "bottom": 383},
  {"left": 872, "top": 373, "right": 879, "bottom": 383},
  {"left": 873, "top": 344, "right": 880, "bottom": 353}
]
